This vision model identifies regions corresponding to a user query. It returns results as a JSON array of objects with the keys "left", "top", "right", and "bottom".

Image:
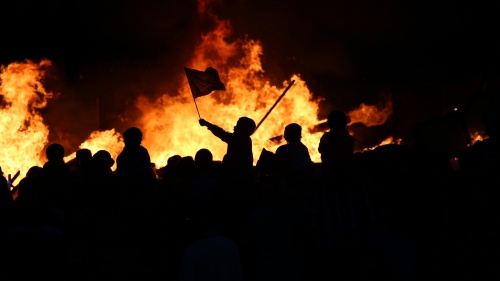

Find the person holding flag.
[
  {"left": 199, "top": 117, "right": 256, "bottom": 182},
  {"left": 185, "top": 66, "right": 256, "bottom": 180}
]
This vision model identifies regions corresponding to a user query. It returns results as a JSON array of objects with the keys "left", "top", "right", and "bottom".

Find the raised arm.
[{"left": 199, "top": 119, "right": 232, "bottom": 142}]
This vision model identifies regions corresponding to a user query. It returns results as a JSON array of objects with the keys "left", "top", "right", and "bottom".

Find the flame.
[
  {"left": 65, "top": 2, "right": 395, "bottom": 166},
  {"left": 2, "top": 1, "right": 397, "bottom": 176},
  {"left": 0, "top": 59, "right": 53, "bottom": 179},
  {"left": 469, "top": 130, "right": 487, "bottom": 146},
  {"left": 131, "top": 10, "right": 326, "bottom": 165},
  {"left": 362, "top": 136, "right": 402, "bottom": 151},
  {"left": 64, "top": 129, "right": 124, "bottom": 170},
  {"left": 347, "top": 93, "right": 393, "bottom": 126}
]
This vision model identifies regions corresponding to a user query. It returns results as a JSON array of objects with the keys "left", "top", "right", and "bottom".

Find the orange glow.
[
  {"left": 0, "top": 59, "right": 53, "bottom": 180},
  {"left": 64, "top": 129, "right": 124, "bottom": 170},
  {"left": 135, "top": 13, "right": 329, "bottom": 165},
  {"left": 2, "top": 4, "right": 396, "bottom": 177},
  {"left": 362, "top": 136, "right": 402, "bottom": 151},
  {"left": 469, "top": 131, "right": 487, "bottom": 146},
  {"left": 135, "top": 12, "right": 395, "bottom": 166},
  {"left": 347, "top": 94, "right": 393, "bottom": 127}
]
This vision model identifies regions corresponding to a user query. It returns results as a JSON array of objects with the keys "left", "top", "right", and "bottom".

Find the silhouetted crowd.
[{"left": 0, "top": 109, "right": 499, "bottom": 281}]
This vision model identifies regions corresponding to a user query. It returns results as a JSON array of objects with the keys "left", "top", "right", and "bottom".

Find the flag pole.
[
  {"left": 255, "top": 80, "right": 295, "bottom": 132},
  {"left": 185, "top": 66, "right": 202, "bottom": 119},
  {"left": 193, "top": 95, "right": 201, "bottom": 119}
]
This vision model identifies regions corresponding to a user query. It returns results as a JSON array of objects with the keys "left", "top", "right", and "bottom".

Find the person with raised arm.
[{"left": 199, "top": 117, "right": 256, "bottom": 181}]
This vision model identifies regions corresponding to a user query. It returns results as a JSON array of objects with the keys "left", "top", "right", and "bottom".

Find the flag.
[{"left": 184, "top": 66, "right": 226, "bottom": 99}]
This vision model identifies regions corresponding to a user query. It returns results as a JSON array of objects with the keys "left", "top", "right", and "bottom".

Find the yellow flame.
[
  {"left": 0, "top": 59, "right": 53, "bottom": 179},
  {"left": 64, "top": 129, "right": 124, "bottom": 170},
  {"left": 136, "top": 15, "right": 326, "bottom": 165},
  {"left": 76, "top": 5, "right": 394, "bottom": 166},
  {"left": 2, "top": 2, "right": 397, "bottom": 176}
]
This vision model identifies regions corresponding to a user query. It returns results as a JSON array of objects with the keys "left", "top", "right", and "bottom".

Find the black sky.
[
  {"left": 4, "top": 1, "right": 499, "bottom": 82},
  {"left": 2, "top": 0, "right": 500, "bottom": 148}
]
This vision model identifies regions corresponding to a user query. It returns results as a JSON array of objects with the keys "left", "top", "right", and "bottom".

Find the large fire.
[
  {"left": 135, "top": 11, "right": 393, "bottom": 166},
  {"left": 0, "top": 59, "right": 53, "bottom": 181},
  {"left": 0, "top": 2, "right": 395, "bottom": 182}
]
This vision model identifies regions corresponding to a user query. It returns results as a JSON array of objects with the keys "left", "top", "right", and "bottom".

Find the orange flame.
[
  {"left": 469, "top": 130, "right": 487, "bottom": 146},
  {"left": 347, "top": 94, "right": 393, "bottom": 126},
  {"left": 136, "top": 14, "right": 327, "bottom": 165},
  {"left": 362, "top": 136, "right": 402, "bottom": 151},
  {"left": 0, "top": 59, "right": 53, "bottom": 179},
  {"left": 64, "top": 129, "right": 124, "bottom": 170},
  {"left": 2, "top": 2, "right": 397, "bottom": 176}
]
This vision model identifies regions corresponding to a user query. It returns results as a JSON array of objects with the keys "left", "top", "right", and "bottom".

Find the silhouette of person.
[
  {"left": 74, "top": 148, "right": 92, "bottom": 174},
  {"left": 0, "top": 166, "right": 13, "bottom": 209},
  {"left": 115, "top": 128, "right": 157, "bottom": 279},
  {"left": 191, "top": 148, "right": 219, "bottom": 202},
  {"left": 241, "top": 175, "right": 305, "bottom": 281},
  {"left": 116, "top": 127, "right": 152, "bottom": 181},
  {"left": 194, "top": 148, "right": 214, "bottom": 176},
  {"left": 64, "top": 150, "right": 119, "bottom": 278},
  {"left": 43, "top": 143, "right": 70, "bottom": 176},
  {"left": 275, "top": 123, "right": 316, "bottom": 193},
  {"left": 41, "top": 143, "right": 71, "bottom": 207},
  {"left": 91, "top": 150, "right": 116, "bottom": 181},
  {"left": 160, "top": 154, "right": 182, "bottom": 180},
  {"left": 179, "top": 194, "right": 244, "bottom": 281},
  {"left": 4, "top": 145, "right": 70, "bottom": 281},
  {"left": 199, "top": 117, "right": 256, "bottom": 180},
  {"left": 318, "top": 110, "right": 355, "bottom": 174},
  {"left": 13, "top": 166, "right": 43, "bottom": 209},
  {"left": 0, "top": 166, "right": 13, "bottom": 244},
  {"left": 41, "top": 143, "right": 71, "bottom": 212}
]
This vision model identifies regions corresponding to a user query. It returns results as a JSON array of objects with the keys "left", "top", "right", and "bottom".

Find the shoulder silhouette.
[{"left": 318, "top": 110, "right": 355, "bottom": 174}]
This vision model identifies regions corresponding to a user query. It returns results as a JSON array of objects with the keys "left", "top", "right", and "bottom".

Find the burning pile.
[{"left": 0, "top": 2, "right": 396, "bottom": 181}]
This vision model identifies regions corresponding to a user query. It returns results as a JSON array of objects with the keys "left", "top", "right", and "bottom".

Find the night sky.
[{"left": 2, "top": 0, "right": 500, "bottom": 149}]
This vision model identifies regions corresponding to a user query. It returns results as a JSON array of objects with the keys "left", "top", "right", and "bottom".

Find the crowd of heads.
[{"left": 0, "top": 108, "right": 498, "bottom": 281}]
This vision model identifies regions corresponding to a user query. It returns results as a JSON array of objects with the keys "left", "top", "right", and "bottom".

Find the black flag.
[{"left": 184, "top": 66, "right": 226, "bottom": 98}]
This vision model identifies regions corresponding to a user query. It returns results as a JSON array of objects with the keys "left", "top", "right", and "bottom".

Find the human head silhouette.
[
  {"left": 76, "top": 148, "right": 92, "bottom": 165},
  {"left": 178, "top": 156, "right": 195, "bottom": 179},
  {"left": 235, "top": 117, "right": 256, "bottom": 136},
  {"left": 284, "top": 123, "right": 302, "bottom": 143},
  {"left": 46, "top": 143, "right": 65, "bottom": 162},
  {"left": 167, "top": 155, "right": 182, "bottom": 166},
  {"left": 195, "top": 148, "right": 213, "bottom": 170},
  {"left": 26, "top": 166, "right": 43, "bottom": 177},
  {"left": 92, "top": 150, "right": 115, "bottom": 170},
  {"left": 327, "top": 110, "right": 349, "bottom": 131},
  {"left": 123, "top": 127, "right": 143, "bottom": 146}
]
